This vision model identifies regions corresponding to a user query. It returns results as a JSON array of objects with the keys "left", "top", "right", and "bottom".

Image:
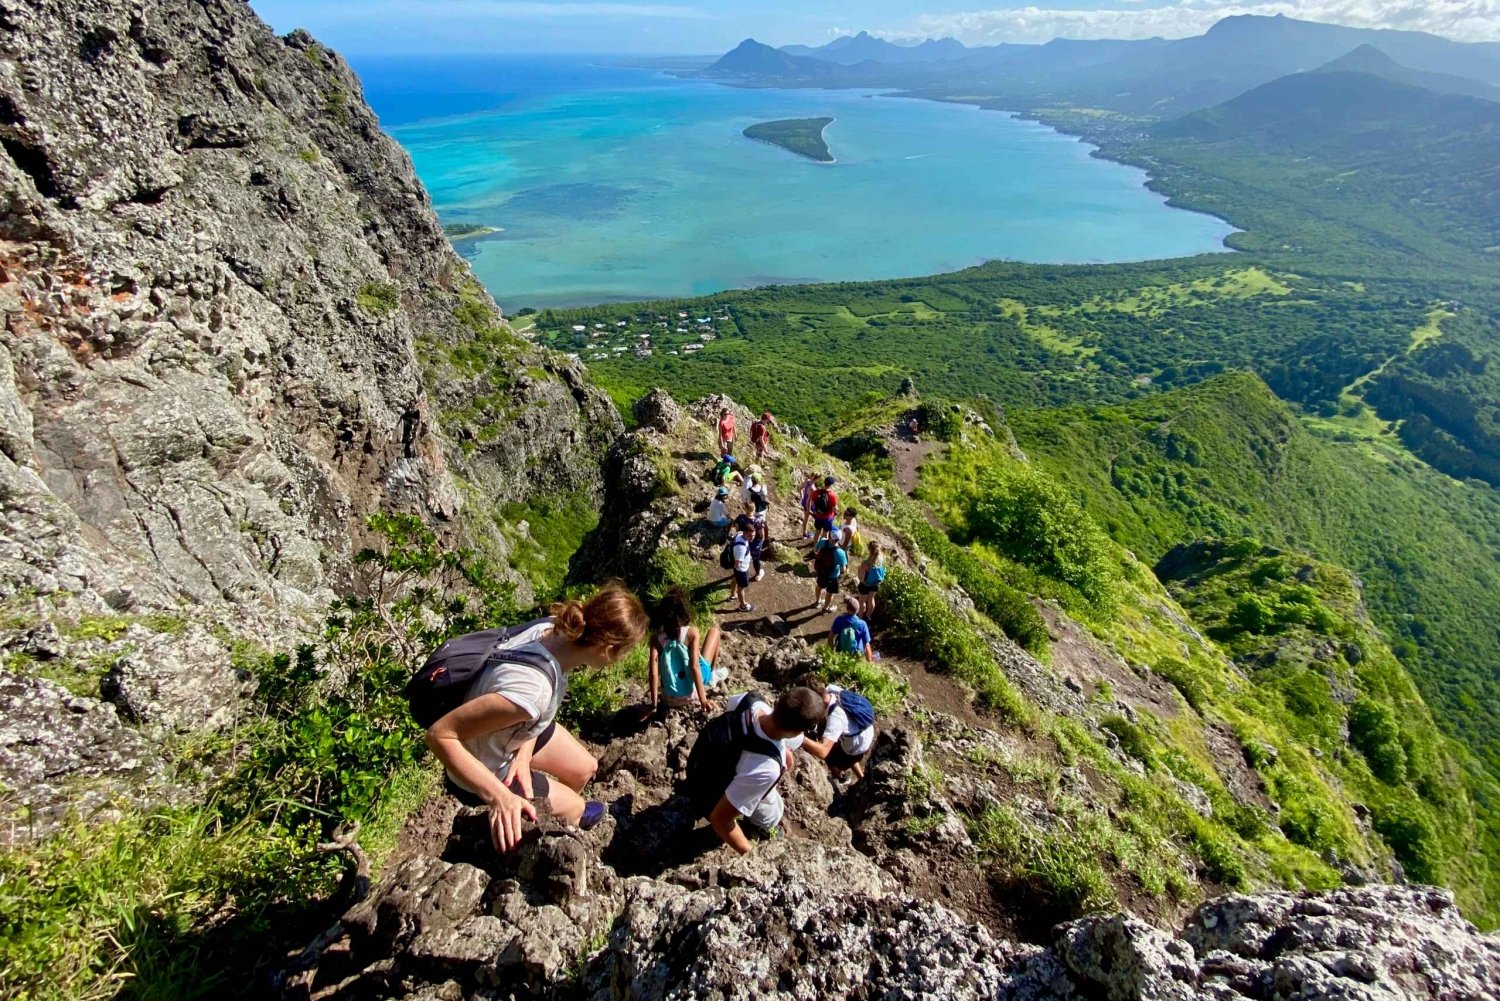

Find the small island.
[
  {"left": 743, "top": 117, "right": 835, "bottom": 163},
  {"left": 443, "top": 222, "right": 500, "bottom": 242}
]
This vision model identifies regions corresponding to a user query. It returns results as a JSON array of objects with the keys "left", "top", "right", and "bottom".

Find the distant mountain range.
[
  {"left": 780, "top": 30, "right": 968, "bottom": 65},
  {"left": 1314, "top": 44, "right": 1500, "bottom": 101},
  {"left": 704, "top": 15, "right": 1500, "bottom": 117}
]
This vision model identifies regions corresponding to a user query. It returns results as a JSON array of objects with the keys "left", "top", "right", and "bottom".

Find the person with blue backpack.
[
  {"left": 800, "top": 674, "right": 878, "bottom": 780},
  {"left": 827, "top": 595, "right": 876, "bottom": 663},
  {"left": 414, "top": 585, "right": 648, "bottom": 853},
  {"left": 646, "top": 586, "right": 726, "bottom": 714},
  {"left": 856, "top": 540, "right": 887, "bottom": 619}
]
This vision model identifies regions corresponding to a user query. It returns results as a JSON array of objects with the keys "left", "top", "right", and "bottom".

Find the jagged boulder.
[
  {"left": 632, "top": 388, "right": 682, "bottom": 433},
  {"left": 583, "top": 839, "right": 1046, "bottom": 1000},
  {"left": 290, "top": 821, "right": 625, "bottom": 999}
]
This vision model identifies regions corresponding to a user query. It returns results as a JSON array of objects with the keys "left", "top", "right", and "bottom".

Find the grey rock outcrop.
[
  {"left": 100, "top": 623, "right": 252, "bottom": 733},
  {"left": 0, "top": 0, "right": 615, "bottom": 619},
  {"left": 0, "top": 667, "right": 170, "bottom": 844}
]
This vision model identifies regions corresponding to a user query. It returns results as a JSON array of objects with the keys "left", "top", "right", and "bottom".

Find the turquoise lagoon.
[{"left": 357, "top": 56, "right": 1236, "bottom": 309}]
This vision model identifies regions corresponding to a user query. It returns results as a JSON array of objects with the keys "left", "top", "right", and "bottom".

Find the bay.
[{"left": 355, "top": 55, "right": 1237, "bottom": 309}]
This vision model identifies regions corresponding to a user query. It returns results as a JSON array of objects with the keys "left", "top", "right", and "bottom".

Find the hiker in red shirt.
[
  {"left": 749, "top": 411, "right": 773, "bottom": 461},
  {"left": 718, "top": 407, "right": 736, "bottom": 456}
]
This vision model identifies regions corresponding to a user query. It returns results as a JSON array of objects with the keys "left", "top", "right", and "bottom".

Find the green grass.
[
  {"left": 355, "top": 281, "right": 400, "bottom": 316},
  {"left": 815, "top": 647, "right": 909, "bottom": 715}
]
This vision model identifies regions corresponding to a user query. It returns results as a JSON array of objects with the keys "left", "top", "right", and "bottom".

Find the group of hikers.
[{"left": 408, "top": 406, "right": 884, "bottom": 855}]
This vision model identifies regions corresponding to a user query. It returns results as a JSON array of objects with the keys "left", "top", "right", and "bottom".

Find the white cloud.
[{"left": 877, "top": 0, "right": 1500, "bottom": 44}]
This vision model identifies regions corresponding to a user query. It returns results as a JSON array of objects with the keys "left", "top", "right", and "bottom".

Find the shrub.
[
  {"left": 1153, "top": 656, "right": 1211, "bottom": 712},
  {"left": 899, "top": 514, "right": 1049, "bottom": 654},
  {"left": 1188, "top": 819, "right": 1250, "bottom": 888},
  {"left": 963, "top": 463, "right": 1122, "bottom": 610},
  {"left": 1371, "top": 798, "right": 1443, "bottom": 884},
  {"left": 1349, "top": 698, "right": 1409, "bottom": 784},
  {"left": 878, "top": 565, "right": 1032, "bottom": 726}
]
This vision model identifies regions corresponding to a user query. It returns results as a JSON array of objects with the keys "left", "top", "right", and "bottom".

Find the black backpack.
[
  {"left": 403, "top": 618, "right": 553, "bottom": 729},
  {"left": 684, "top": 691, "right": 783, "bottom": 818},
  {"left": 720, "top": 538, "right": 737, "bottom": 571}
]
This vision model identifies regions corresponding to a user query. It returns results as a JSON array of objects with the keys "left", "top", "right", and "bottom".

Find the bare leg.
[
  {"left": 541, "top": 780, "right": 585, "bottom": 824},
  {"left": 530, "top": 725, "right": 598, "bottom": 794},
  {"left": 702, "top": 624, "right": 722, "bottom": 666}
]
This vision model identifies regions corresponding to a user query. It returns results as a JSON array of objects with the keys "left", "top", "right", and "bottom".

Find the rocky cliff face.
[
  {"left": 0, "top": 0, "right": 617, "bottom": 837},
  {"left": 0, "top": 0, "right": 616, "bottom": 616}
]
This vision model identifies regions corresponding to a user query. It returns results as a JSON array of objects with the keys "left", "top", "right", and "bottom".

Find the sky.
[{"left": 247, "top": 0, "right": 1500, "bottom": 55}]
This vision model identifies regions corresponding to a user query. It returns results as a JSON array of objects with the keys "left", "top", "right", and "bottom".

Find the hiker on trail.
[
  {"left": 718, "top": 407, "right": 736, "bottom": 456},
  {"left": 647, "top": 585, "right": 725, "bottom": 714},
  {"left": 801, "top": 676, "right": 877, "bottom": 781},
  {"left": 712, "top": 453, "right": 735, "bottom": 486},
  {"left": 908, "top": 416, "right": 920, "bottom": 441},
  {"left": 685, "top": 688, "right": 827, "bottom": 853},
  {"left": 721, "top": 458, "right": 744, "bottom": 497},
  {"left": 750, "top": 411, "right": 774, "bottom": 462},
  {"left": 707, "top": 485, "right": 732, "bottom": 539},
  {"left": 419, "top": 585, "right": 648, "bottom": 852},
  {"left": 808, "top": 476, "right": 840, "bottom": 551},
  {"left": 857, "top": 541, "right": 886, "bottom": 618},
  {"left": 798, "top": 470, "right": 819, "bottom": 540},
  {"left": 840, "top": 507, "right": 861, "bottom": 552},
  {"left": 828, "top": 595, "right": 875, "bottom": 663},
  {"left": 749, "top": 520, "right": 768, "bottom": 583},
  {"left": 812, "top": 527, "right": 849, "bottom": 613},
  {"left": 747, "top": 471, "right": 770, "bottom": 527},
  {"left": 726, "top": 515, "right": 755, "bottom": 612}
]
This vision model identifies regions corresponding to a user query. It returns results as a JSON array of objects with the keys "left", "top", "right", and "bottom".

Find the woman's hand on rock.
[{"left": 487, "top": 785, "right": 537, "bottom": 853}]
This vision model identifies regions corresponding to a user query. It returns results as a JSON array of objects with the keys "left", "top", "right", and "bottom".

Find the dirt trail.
[{"left": 888, "top": 430, "right": 945, "bottom": 497}]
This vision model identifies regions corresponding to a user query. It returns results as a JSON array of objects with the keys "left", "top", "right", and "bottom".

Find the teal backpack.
[
  {"left": 835, "top": 625, "right": 863, "bottom": 655},
  {"left": 661, "top": 634, "right": 695, "bottom": 698}
]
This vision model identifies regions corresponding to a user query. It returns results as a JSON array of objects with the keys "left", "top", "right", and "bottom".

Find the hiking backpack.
[
  {"left": 814, "top": 544, "right": 838, "bottom": 579},
  {"left": 403, "top": 617, "right": 555, "bottom": 729},
  {"left": 835, "top": 625, "right": 863, "bottom": 655},
  {"left": 720, "top": 540, "right": 736, "bottom": 570},
  {"left": 683, "top": 692, "right": 782, "bottom": 818},
  {"left": 660, "top": 634, "right": 694, "bottom": 699},
  {"left": 811, "top": 488, "right": 833, "bottom": 517},
  {"left": 837, "top": 689, "right": 876, "bottom": 732},
  {"left": 865, "top": 562, "right": 887, "bottom": 587}
]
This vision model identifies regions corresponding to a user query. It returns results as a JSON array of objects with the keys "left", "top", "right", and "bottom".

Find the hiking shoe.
[
  {"left": 738, "top": 604, "right": 754, "bottom": 612},
  {"left": 754, "top": 569, "right": 765, "bottom": 581},
  {"left": 579, "top": 801, "right": 607, "bottom": 830}
]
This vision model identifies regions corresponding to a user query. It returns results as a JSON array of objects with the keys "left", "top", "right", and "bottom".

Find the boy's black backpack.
[
  {"left": 684, "top": 692, "right": 782, "bottom": 818},
  {"left": 403, "top": 617, "right": 552, "bottom": 729},
  {"left": 719, "top": 539, "right": 736, "bottom": 570}
]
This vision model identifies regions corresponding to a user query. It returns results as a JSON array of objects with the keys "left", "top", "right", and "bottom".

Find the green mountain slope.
[{"left": 1007, "top": 373, "right": 1500, "bottom": 785}]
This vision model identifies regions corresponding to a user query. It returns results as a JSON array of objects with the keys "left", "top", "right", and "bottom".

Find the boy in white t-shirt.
[
  {"left": 801, "top": 679, "right": 877, "bottom": 780},
  {"left": 694, "top": 688, "right": 827, "bottom": 853}
]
